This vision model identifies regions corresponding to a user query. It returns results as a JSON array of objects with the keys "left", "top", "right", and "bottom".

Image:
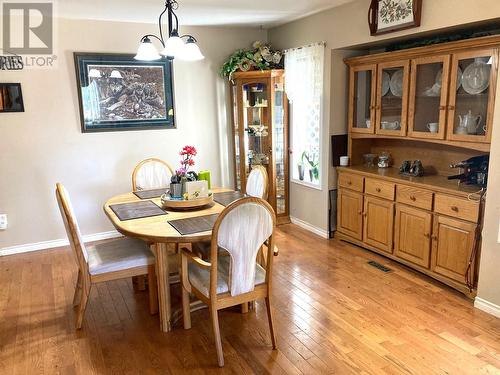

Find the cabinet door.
[
  {"left": 447, "top": 48, "right": 498, "bottom": 143},
  {"left": 349, "top": 65, "right": 376, "bottom": 134},
  {"left": 363, "top": 196, "right": 394, "bottom": 253},
  {"left": 337, "top": 189, "right": 363, "bottom": 240},
  {"left": 394, "top": 205, "right": 432, "bottom": 267},
  {"left": 376, "top": 60, "right": 410, "bottom": 137},
  {"left": 431, "top": 215, "right": 477, "bottom": 283},
  {"left": 408, "top": 55, "right": 450, "bottom": 140}
]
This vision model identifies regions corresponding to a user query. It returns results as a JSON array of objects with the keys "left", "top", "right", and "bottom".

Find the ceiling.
[{"left": 59, "top": 0, "right": 355, "bottom": 28}]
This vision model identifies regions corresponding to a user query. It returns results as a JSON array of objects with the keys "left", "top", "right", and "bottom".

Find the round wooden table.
[{"left": 104, "top": 188, "right": 231, "bottom": 332}]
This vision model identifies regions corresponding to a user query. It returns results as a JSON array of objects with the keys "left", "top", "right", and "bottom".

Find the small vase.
[
  {"left": 170, "top": 183, "right": 182, "bottom": 198},
  {"left": 298, "top": 164, "right": 305, "bottom": 181}
]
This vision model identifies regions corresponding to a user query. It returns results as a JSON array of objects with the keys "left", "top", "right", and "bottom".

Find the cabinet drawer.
[
  {"left": 396, "top": 185, "right": 433, "bottom": 210},
  {"left": 338, "top": 172, "right": 364, "bottom": 192},
  {"left": 365, "top": 178, "right": 395, "bottom": 200},
  {"left": 434, "top": 194, "right": 479, "bottom": 222}
]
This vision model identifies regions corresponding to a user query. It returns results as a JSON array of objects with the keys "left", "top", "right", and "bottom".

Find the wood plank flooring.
[{"left": 0, "top": 224, "right": 499, "bottom": 374}]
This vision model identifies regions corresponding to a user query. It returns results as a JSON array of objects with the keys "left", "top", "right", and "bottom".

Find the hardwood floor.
[{"left": 1, "top": 224, "right": 499, "bottom": 374}]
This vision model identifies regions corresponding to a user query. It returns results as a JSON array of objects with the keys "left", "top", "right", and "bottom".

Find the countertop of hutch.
[{"left": 337, "top": 166, "right": 483, "bottom": 198}]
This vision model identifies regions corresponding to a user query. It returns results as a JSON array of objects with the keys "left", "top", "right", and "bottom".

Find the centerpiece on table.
[{"left": 161, "top": 145, "right": 213, "bottom": 209}]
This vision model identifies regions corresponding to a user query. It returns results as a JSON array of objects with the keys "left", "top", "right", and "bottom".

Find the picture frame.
[
  {"left": 368, "top": 0, "right": 422, "bottom": 36},
  {"left": 0, "top": 83, "right": 25, "bottom": 113},
  {"left": 74, "top": 53, "right": 175, "bottom": 133}
]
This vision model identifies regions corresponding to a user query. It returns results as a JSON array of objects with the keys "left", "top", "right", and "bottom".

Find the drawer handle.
[
  {"left": 376, "top": 188, "right": 381, "bottom": 193},
  {"left": 410, "top": 195, "right": 416, "bottom": 201},
  {"left": 347, "top": 181, "right": 352, "bottom": 185},
  {"left": 451, "top": 206, "right": 459, "bottom": 212}
]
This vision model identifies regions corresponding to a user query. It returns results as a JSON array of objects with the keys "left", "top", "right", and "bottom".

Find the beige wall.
[
  {"left": 269, "top": 0, "right": 500, "bottom": 307},
  {"left": 0, "top": 18, "right": 266, "bottom": 249}
]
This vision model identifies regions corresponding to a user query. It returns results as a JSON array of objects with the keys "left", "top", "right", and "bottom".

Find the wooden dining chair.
[
  {"left": 180, "top": 197, "right": 278, "bottom": 367},
  {"left": 132, "top": 158, "right": 174, "bottom": 191},
  {"left": 245, "top": 165, "right": 269, "bottom": 199},
  {"left": 55, "top": 183, "right": 158, "bottom": 329}
]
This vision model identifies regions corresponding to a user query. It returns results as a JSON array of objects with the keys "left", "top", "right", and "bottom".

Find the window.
[{"left": 285, "top": 43, "right": 325, "bottom": 187}]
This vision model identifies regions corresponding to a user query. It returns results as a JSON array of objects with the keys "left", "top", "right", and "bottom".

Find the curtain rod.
[{"left": 283, "top": 41, "right": 326, "bottom": 53}]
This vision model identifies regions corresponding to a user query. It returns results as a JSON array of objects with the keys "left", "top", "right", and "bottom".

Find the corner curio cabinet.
[{"left": 230, "top": 70, "right": 290, "bottom": 224}]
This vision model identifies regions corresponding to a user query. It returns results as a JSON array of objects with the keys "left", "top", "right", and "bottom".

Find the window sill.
[{"left": 291, "top": 179, "right": 322, "bottom": 191}]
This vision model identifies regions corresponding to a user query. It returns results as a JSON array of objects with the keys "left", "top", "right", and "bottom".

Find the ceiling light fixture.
[{"left": 134, "top": 0, "right": 204, "bottom": 62}]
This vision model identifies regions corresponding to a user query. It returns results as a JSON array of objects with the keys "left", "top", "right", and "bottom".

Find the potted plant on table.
[
  {"left": 301, "top": 151, "right": 319, "bottom": 182},
  {"left": 170, "top": 145, "right": 198, "bottom": 198}
]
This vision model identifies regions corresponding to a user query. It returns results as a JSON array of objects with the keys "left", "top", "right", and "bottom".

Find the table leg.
[{"left": 154, "top": 243, "right": 172, "bottom": 332}]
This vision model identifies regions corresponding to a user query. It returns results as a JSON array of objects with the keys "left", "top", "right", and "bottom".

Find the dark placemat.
[
  {"left": 213, "top": 191, "right": 245, "bottom": 207},
  {"left": 168, "top": 214, "right": 219, "bottom": 235},
  {"left": 133, "top": 188, "right": 168, "bottom": 200},
  {"left": 110, "top": 201, "right": 167, "bottom": 221}
]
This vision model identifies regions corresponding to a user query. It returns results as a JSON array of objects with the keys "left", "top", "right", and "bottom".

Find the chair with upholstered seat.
[
  {"left": 180, "top": 197, "right": 278, "bottom": 367},
  {"left": 132, "top": 158, "right": 174, "bottom": 191},
  {"left": 55, "top": 183, "right": 158, "bottom": 329}
]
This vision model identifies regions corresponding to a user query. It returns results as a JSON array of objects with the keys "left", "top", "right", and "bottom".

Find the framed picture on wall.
[
  {"left": 74, "top": 53, "right": 175, "bottom": 132},
  {"left": 0, "top": 83, "right": 24, "bottom": 113},
  {"left": 368, "top": 0, "right": 422, "bottom": 36}
]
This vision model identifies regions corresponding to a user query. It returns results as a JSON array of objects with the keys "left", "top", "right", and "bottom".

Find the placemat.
[
  {"left": 110, "top": 201, "right": 167, "bottom": 221},
  {"left": 168, "top": 214, "right": 219, "bottom": 235},
  {"left": 213, "top": 191, "right": 245, "bottom": 207},
  {"left": 133, "top": 188, "right": 168, "bottom": 200}
]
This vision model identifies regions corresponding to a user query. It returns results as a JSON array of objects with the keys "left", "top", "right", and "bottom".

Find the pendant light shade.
[
  {"left": 134, "top": 37, "right": 161, "bottom": 61},
  {"left": 179, "top": 37, "right": 205, "bottom": 61},
  {"left": 161, "top": 30, "right": 185, "bottom": 58}
]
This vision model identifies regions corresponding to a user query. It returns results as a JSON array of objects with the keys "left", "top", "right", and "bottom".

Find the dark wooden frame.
[
  {"left": 74, "top": 52, "right": 175, "bottom": 133},
  {"left": 368, "top": 0, "right": 422, "bottom": 36},
  {"left": 0, "top": 83, "right": 24, "bottom": 113}
]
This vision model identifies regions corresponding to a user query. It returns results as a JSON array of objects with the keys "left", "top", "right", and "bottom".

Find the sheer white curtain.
[{"left": 285, "top": 43, "right": 325, "bottom": 186}]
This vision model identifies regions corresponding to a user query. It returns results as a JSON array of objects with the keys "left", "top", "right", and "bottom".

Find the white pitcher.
[{"left": 458, "top": 110, "right": 482, "bottom": 135}]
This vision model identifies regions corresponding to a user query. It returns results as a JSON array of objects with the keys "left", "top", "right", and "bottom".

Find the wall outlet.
[{"left": 0, "top": 214, "right": 7, "bottom": 230}]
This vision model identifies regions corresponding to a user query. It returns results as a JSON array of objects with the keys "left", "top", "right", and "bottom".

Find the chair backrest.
[
  {"left": 132, "top": 158, "right": 174, "bottom": 191},
  {"left": 210, "top": 197, "right": 275, "bottom": 296},
  {"left": 55, "top": 183, "right": 90, "bottom": 276},
  {"left": 246, "top": 165, "right": 268, "bottom": 199}
]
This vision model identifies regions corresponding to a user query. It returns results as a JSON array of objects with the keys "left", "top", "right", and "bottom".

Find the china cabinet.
[
  {"left": 337, "top": 35, "right": 500, "bottom": 297},
  {"left": 230, "top": 70, "right": 290, "bottom": 223}
]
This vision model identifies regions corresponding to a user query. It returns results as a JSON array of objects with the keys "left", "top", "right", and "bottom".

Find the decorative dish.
[
  {"left": 389, "top": 69, "right": 404, "bottom": 97},
  {"left": 462, "top": 59, "right": 491, "bottom": 95},
  {"left": 161, "top": 193, "right": 213, "bottom": 210}
]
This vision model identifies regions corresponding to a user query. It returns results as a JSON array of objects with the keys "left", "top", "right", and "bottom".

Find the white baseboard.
[
  {"left": 474, "top": 297, "right": 500, "bottom": 318},
  {"left": 0, "top": 230, "right": 123, "bottom": 257},
  {"left": 290, "top": 216, "right": 329, "bottom": 239}
]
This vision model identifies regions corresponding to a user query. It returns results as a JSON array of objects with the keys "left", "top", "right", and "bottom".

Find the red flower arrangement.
[{"left": 174, "top": 145, "right": 197, "bottom": 179}]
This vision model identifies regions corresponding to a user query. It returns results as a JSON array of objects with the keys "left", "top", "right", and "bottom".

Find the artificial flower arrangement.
[
  {"left": 169, "top": 146, "right": 212, "bottom": 200},
  {"left": 220, "top": 41, "right": 284, "bottom": 81}
]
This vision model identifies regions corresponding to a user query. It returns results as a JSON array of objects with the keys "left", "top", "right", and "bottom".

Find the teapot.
[{"left": 458, "top": 110, "right": 482, "bottom": 135}]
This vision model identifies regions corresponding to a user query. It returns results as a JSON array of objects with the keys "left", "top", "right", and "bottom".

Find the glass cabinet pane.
[
  {"left": 450, "top": 54, "right": 494, "bottom": 140},
  {"left": 274, "top": 82, "right": 286, "bottom": 215},
  {"left": 410, "top": 60, "right": 447, "bottom": 137},
  {"left": 242, "top": 82, "right": 271, "bottom": 175},
  {"left": 232, "top": 85, "right": 241, "bottom": 190},
  {"left": 379, "top": 65, "right": 405, "bottom": 133},
  {"left": 352, "top": 69, "right": 374, "bottom": 132}
]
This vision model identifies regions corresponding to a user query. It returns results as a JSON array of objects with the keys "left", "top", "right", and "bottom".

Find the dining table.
[{"left": 103, "top": 187, "right": 239, "bottom": 332}]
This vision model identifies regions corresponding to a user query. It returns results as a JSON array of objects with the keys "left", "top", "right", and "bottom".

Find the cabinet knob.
[
  {"left": 362, "top": 212, "right": 367, "bottom": 217},
  {"left": 347, "top": 181, "right": 352, "bottom": 185},
  {"left": 451, "top": 206, "right": 459, "bottom": 212},
  {"left": 431, "top": 234, "right": 438, "bottom": 240},
  {"left": 376, "top": 188, "right": 381, "bottom": 193},
  {"left": 439, "top": 105, "right": 446, "bottom": 110},
  {"left": 358, "top": 210, "right": 362, "bottom": 215},
  {"left": 410, "top": 195, "right": 416, "bottom": 201},
  {"left": 449, "top": 105, "right": 455, "bottom": 110},
  {"left": 424, "top": 233, "right": 430, "bottom": 239}
]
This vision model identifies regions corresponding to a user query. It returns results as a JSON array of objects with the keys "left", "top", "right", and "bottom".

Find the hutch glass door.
[
  {"left": 376, "top": 61, "right": 409, "bottom": 137},
  {"left": 350, "top": 65, "right": 376, "bottom": 133},
  {"left": 447, "top": 49, "right": 498, "bottom": 143},
  {"left": 408, "top": 56, "right": 450, "bottom": 139}
]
